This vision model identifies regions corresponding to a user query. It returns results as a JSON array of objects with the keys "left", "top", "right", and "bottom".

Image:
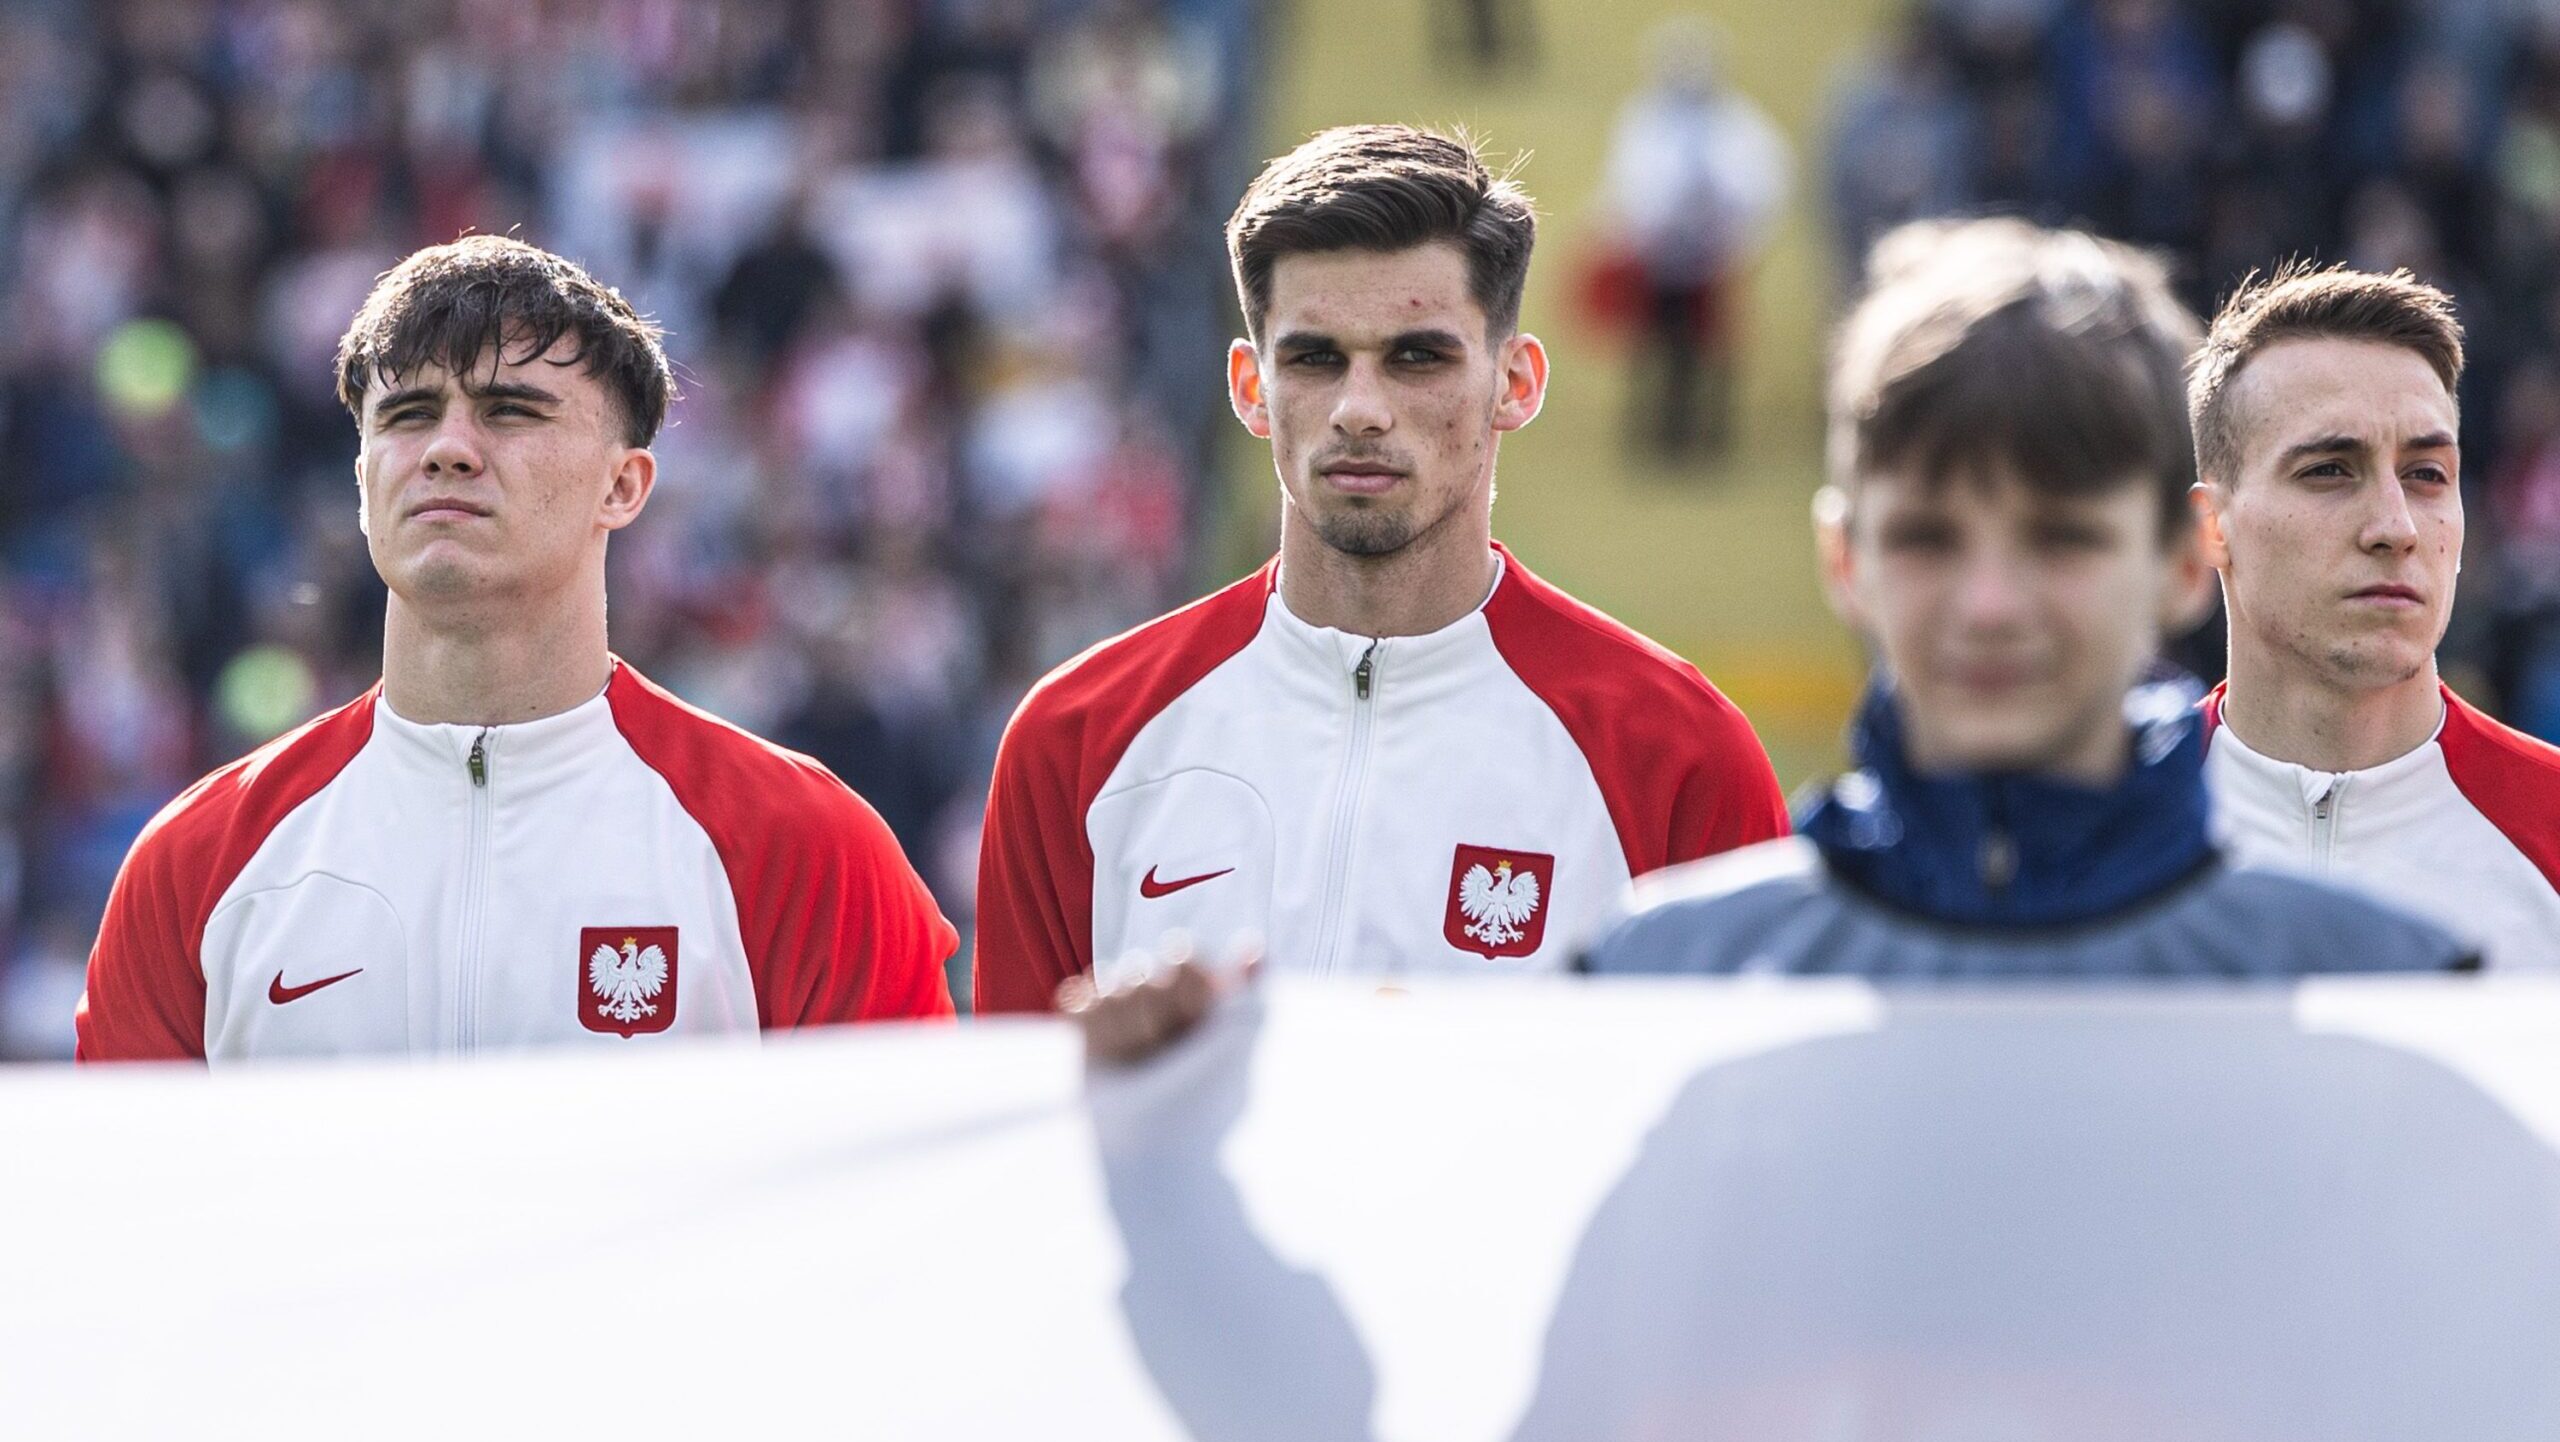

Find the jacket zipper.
[
  {"left": 2308, "top": 776, "right": 2342, "bottom": 869},
  {"left": 459, "top": 729, "right": 493, "bottom": 1053},
  {"left": 1312, "top": 641, "right": 1381, "bottom": 975}
]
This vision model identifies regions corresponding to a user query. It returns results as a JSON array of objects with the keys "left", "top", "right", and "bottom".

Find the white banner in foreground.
[{"left": 6, "top": 977, "right": 2560, "bottom": 1441}]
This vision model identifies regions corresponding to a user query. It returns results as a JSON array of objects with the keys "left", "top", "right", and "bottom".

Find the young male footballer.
[
  {"left": 978, "top": 124, "right": 1788, "bottom": 1039},
  {"left": 77, "top": 237, "right": 955, "bottom": 1062},
  {"left": 2188, "top": 265, "right": 2560, "bottom": 968}
]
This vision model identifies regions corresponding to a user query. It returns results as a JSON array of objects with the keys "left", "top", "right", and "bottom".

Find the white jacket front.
[
  {"left": 2202, "top": 683, "right": 2560, "bottom": 970},
  {"left": 78, "top": 662, "right": 955, "bottom": 1062},
  {"left": 973, "top": 547, "right": 1789, "bottom": 1011}
]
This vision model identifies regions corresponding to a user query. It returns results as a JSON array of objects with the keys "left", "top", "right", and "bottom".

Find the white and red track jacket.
[
  {"left": 76, "top": 660, "right": 956, "bottom": 1063},
  {"left": 2202, "top": 682, "right": 2560, "bottom": 969},
  {"left": 973, "top": 544, "right": 1791, "bottom": 1012}
]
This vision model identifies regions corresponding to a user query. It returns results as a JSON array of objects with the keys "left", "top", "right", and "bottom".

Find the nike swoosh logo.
[
  {"left": 269, "top": 968, "right": 363, "bottom": 1004},
  {"left": 1140, "top": 865, "right": 1234, "bottom": 899}
]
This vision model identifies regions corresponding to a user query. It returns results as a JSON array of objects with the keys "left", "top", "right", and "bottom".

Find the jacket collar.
[
  {"left": 370, "top": 661, "right": 625, "bottom": 782},
  {"left": 1264, "top": 547, "right": 1510, "bottom": 686},
  {"left": 1800, "top": 677, "right": 2217, "bottom": 928},
  {"left": 2202, "top": 680, "right": 2451, "bottom": 834}
]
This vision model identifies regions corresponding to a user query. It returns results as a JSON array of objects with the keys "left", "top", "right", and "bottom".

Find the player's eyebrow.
[
  {"left": 466, "top": 380, "right": 563, "bottom": 407},
  {"left": 370, "top": 385, "right": 442, "bottom": 423},
  {"left": 1269, "top": 328, "right": 1471, "bottom": 357},
  {"left": 1389, "top": 328, "right": 1469, "bottom": 354},
  {"left": 2404, "top": 429, "right": 2457, "bottom": 452},
  {"left": 2276, "top": 434, "right": 2369, "bottom": 468}
]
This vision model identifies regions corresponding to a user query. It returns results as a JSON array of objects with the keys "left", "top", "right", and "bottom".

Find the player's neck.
[
  {"left": 1276, "top": 510, "right": 1498, "bottom": 640},
  {"left": 380, "top": 585, "right": 613, "bottom": 727},
  {"left": 2219, "top": 646, "right": 2443, "bottom": 774}
]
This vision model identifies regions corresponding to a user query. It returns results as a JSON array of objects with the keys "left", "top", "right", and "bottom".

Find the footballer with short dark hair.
[
  {"left": 981, "top": 123, "right": 1790, "bottom": 1051},
  {"left": 79, "top": 235, "right": 956, "bottom": 1061},
  {"left": 2191, "top": 263, "right": 2560, "bottom": 967}
]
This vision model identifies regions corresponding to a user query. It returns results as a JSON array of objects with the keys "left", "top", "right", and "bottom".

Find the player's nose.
[
  {"left": 420, "top": 423, "right": 483, "bottom": 477},
  {"left": 2358, "top": 480, "right": 2420, "bottom": 553},
  {"left": 1329, "top": 358, "right": 1393, "bottom": 436}
]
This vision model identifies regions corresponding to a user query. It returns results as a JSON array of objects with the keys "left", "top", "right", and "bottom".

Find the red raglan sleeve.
[
  {"left": 1659, "top": 704, "right": 1791, "bottom": 869},
  {"left": 746, "top": 773, "right": 957, "bottom": 1027},
  {"left": 972, "top": 706, "right": 1092, "bottom": 1015},
  {"left": 2436, "top": 685, "right": 2560, "bottom": 896},
  {"left": 1482, "top": 546, "right": 1790, "bottom": 880},
  {"left": 74, "top": 819, "right": 206, "bottom": 1062},
  {"left": 605, "top": 664, "right": 954, "bottom": 1029}
]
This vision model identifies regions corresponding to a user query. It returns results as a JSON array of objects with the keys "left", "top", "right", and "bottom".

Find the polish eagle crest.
[
  {"left": 1458, "top": 858, "right": 1542, "bottom": 948},
  {"left": 588, "top": 936, "right": 670, "bottom": 1025}
]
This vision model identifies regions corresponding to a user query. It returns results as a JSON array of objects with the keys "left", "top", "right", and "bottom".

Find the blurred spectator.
[
  {"left": 1826, "top": 16, "right": 1973, "bottom": 288},
  {"left": 1841, "top": 0, "right": 2560, "bottom": 741},
  {"left": 0, "top": 0, "right": 1255, "bottom": 1052},
  {"left": 2047, "top": 0, "right": 2216, "bottom": 255},
  {"left": 1429, "top": 0, "right": 1538, "bottom": 74},
  {"left": 1030, "top": 0, "right": 1219, "bottom": 261},
  {"left": 1929, "top": 0, "right": 2062, "bottom": 86},
  {"left": 1597, "top": 17, "right": 1790, "bottom": 462}
]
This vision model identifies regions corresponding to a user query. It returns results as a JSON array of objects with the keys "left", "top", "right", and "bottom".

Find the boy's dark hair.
[
  {"left": 2189, "top": 263, "right": 2464, "bottom": 485},
  {"left": 1226, "top": 124, "right": 1537, "bottom": 342},
  {"left": 336, "top": 234, "right": 674, "bottom": 446},
  {"left": 1829, "top": 218, "right": 2203, "bottom": 540}
]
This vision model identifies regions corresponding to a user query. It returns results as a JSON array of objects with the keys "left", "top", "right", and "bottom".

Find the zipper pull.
[
  {"left": 1353, "top": 641, "right": 1377, "bottom": 701},
  {"left": 1979, "top": 830, "right": 2017, "bottom": 891},
  {"left": 1978, "top": 782, "right": 2016, "bottom": 892},
  {"left": 468, "top": 731, "right": 489, "bottom": 787}
]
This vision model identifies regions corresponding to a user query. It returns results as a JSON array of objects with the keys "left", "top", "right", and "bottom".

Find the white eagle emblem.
[
  {"left": 588, "top": 937, "right": 670, "bottom": 1025},
  {"left": 1458, "top": 859, "right": 1543, "bottom": 948}
]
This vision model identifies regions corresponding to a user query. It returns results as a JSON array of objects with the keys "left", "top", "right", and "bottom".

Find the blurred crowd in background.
[
  {"left": 0, "top": 0, "right": 1255, "bottom": 1053},
  {"left": 1826, "top": 0, "right": 2560, "bottom": 723}
]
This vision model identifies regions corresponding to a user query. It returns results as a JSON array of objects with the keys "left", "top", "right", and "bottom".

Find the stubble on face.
[
  {"left": 1310, "top": 497, "right": 1419, "bottom": 557},
  {"left": 2308, "top": 621, "right": 2429, "bottom": 689},
  {"left": 1257, "top": 245, "right": 1503, "bottom": 564},
  {"left": 1306, "top": 389, "right": 1501, "bottom": 558}
]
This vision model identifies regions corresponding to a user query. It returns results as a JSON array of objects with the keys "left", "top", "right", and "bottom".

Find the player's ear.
[
  {"left": 1492, "top": 332, "right": 1548, "bottom": 433},
  {"left": 2160, "top": 499, "right": 2218, "bottom": 633},
  {"left": 353, "top": 452, "right": 371, "bottom": 538},
  {"left": 600, "top": 446, "right": 656, "bottom": 532},
  {"left": 1228, "top": 339, "right": 1271, "bottom": 439},
  {"left": 1814, "top": 484, "right": 1865, "bottom": 629},
  {"left": 2190, "top": 480, "right": 2233, "bottom": 571}
]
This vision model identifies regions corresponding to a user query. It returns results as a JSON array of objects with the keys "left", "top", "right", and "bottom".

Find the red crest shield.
[
  {"left": 579, "top": 926, "right": 679, "bottom": 1037},
  {"left": 1443, "top": 845, "right": 1556, "bottom": 959}
]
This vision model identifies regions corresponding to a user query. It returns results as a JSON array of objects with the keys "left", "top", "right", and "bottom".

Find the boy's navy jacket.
[
  {"left": 1797, "top": 680, "right": 2214, "bottom": 930},
  {"left": 1583, "top": 682, "right": 2477, "bottom": 977}
]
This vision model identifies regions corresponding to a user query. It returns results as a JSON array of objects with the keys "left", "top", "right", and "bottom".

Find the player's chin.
[
  {"left": 2321, "top": 631, "right": 2438, "bottom": 686},
  {"left": 393, "top": 549, "right": 506, "bottom": 602},
  {"left": 1310, "top": 506, "right": 1418, "bottom": 558}
]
